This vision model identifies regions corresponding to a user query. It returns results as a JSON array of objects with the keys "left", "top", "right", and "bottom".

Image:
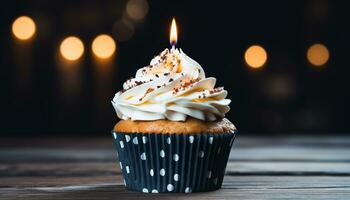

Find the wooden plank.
[
  {"left": 2, "top": 136, "right": 350, "bottom": 163},
  {"left": 1, "top": 175, "right": 350, "bottom": 189},
  {"left": 1, "top": 161, "right": 350, "bottom": 180},
  {"left": 1, "top": 176, "right": 349, "bottom": 200},
  {"left": 1, "top": 136, "right": 350, "bottom": 199},
  {"left": 1, "top": 135, "right": 350, "bottom": 149},
  {"left": 1, "top": 146, "right": 350, "bottom": 162}
]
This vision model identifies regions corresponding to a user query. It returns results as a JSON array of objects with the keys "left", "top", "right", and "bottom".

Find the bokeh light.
[
  {"left": 12, "top": 16, "right": 36, "bottom": 40},
  {"left": 92, "top": 34, "right": 116, "bottom": 59},
  {"left": 244, "top": 45, "right": 268, "bottom": 69},
  {"left": 60, "top": 36, "right": 84, "bottom": 61},
  {"left": 113, "top": 20, "right": 135, "bottom": 42},
  {"left": 307, "top": 43, "right": 329, "bottom": 66},
  {"left": 126, "top": 0, "right": 149, "bottom": 20}
]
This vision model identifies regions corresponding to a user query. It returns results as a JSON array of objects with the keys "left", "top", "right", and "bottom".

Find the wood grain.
[{"left": 0, "top": 135, "right": 349, "bottom": 199}]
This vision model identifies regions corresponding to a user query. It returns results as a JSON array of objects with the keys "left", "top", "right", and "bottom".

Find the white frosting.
[{"left": 112, "top": 48, "right": 230, "bottom": 121}]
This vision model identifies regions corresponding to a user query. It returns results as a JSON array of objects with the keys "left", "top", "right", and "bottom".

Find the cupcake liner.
[{"left": 111, "top": 130, "right": 236, "bottom": 193}]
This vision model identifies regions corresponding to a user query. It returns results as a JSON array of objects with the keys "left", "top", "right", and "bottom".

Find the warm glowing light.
[
  {"left": 126, "top": 0, "right": 149, "bottom": 20},
  {"left": 244, "top": 45, "right": 267, "bottom": 69},
  {"left": 170, "top": 18, "right": 177, "bottom": 46},
  {"left": 60, "top": 36, "right": 84, "bottom": 61},
  {"left": 92, "top": 34, "right": 116, "bottom": 59},
  {"left": 307, "top": 43, "right": 329, "bottom": 66},
  {"left": 12, "top": 16, "right": 36, "bottom": 40}
]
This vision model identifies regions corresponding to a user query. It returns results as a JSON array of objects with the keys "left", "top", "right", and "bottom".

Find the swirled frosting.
[{"left": 112, "top": 48, "right": 230, "bottom": 121}]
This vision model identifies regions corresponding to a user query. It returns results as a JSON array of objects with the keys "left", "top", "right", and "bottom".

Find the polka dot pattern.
[
  {"left": 160, "top": 168, "right": 165, "bottom": 176},
  {"left": 199, "top": 151, "right": 204, "bottom": 158},
  {"left": 125, "top": 135, "right": 131, "bottom": 142},
  {"left": 166, "top": 137, "right": 171, "bottom": 144},
  {"left": 167, "top": 184, "right": 174, "bottom": 191},
  {"left": 142, "top": 136, "right": 148, "bottom": 144},
  {"left": 173, "top": 154, "right": 179, "bottom": 162},
  {"left": 119, "top": 141, "right": 124, "bottom": 148},
  {"left": 159, "top": 150, "right": 165, "bottom": 158},
  {"left": 185, "top": 187, "right": 192, "bottom": 193},
  {"left": 140, "top": 152, "right": 146, "bottom": 160},
  {"left": 174, "top": 174, "right": 179, "bottom": 181},
  {"left": 189, "top": 136, "right": 194, "bottom": 143},
  {"left": 208, "top": 137, "right": 214, "bottom": 144},
  {"left": 112, "top": 131, "right": 236, "bottom": 193}
]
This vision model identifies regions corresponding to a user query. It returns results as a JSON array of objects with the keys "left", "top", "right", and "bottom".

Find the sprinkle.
[
  {"left": 164, "top": 72, "right": 170, "bottom": 76},
  {"left": 155, "top": 74, "right": 159, "bottom": 78},
  {"left": 135, "top": 81, "right": 145, "bottom": 86},
  {"left": 157, "top": 85, "right": 161, "bottom": 89},
  {"left": 169, "top": 78, "right": 174, "bottom": 82}
]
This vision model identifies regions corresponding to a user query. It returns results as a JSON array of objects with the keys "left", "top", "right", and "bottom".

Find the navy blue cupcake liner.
[{"left": 111, "top": 130, "right": 236, "bottom": 193}]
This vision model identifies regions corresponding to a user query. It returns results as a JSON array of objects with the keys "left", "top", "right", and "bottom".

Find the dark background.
[{"left": 1, "top": 0, "right": 348, "bottom": 135}]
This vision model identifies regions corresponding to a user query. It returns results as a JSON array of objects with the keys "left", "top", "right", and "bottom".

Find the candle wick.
[{"left": 171, "top": 45, "right": 175, "bottom": 51}]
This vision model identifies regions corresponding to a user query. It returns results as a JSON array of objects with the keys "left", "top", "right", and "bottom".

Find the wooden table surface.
[{"left": 1, "top": 135, "right": 350, "bottom": 199}]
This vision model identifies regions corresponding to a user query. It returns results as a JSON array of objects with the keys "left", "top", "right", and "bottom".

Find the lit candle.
[{"left": 170, "top": 18, "right": 177, "bottom": 51}]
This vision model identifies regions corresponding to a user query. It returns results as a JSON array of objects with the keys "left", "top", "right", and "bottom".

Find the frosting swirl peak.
[{"left": 112, "top": 48, "right": 230, "bottom": 121}]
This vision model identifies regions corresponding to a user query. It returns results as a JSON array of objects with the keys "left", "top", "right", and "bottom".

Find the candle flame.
[{"left": 170, "top": 18, "right": 177, "bottom": 46}]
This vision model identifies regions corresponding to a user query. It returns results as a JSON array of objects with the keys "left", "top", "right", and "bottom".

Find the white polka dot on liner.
[
  {"left": 126, "top": 166, "right": 130, "bottom": 174},
  {"left": 142, "top": 136, "right": 148, "bottom": 144},
  {"left": 160, "top": 168, "right": 165, "bottom": 176},
  {"left": 132, "top": 137, "right": 138, "bottom": 144},
  {"left": 119, "top": 162, "right": 123, "bottom": 169},
  {"left": 119, "top": 141, "right": 124, "bottom": 148},
  {"left": 167, "top": 184, "right": 174, "bottom": 192},
  {"left": 173, "top": 154, "right": 179, "bottom": 162},
  {"left": 167, "top": 137, "right": 171, "bottom": 144},
  {"left": 151, "top": 189, "right": 158, "bottom": 193},
  {"left": 125, "top": 135, "right": 131, "bottom": 142},
  {"left": 142, "top": 188, "right": 149, "bottom": 193},
  {"left": 160, "top": 150, "right": 165, "bottom": 158},
  {"left": 208, "top": 137, "right": 214, "bottom": 144},
  {"left": 189, "top": 136, "right": 194, "bottom": 143},
  {"left": 140, "top": 152, "right": 146, "bottom": 160},
  {"left": 207, "top": 171, "right": 212, "bottom": 178},
  {"left": 199, "top": 151, "right": 204, "bottom": 158},
  {"left": 113, "top": 132, "right": 117, "bottom": 139},
  {"left": 185, "top": 187, "right": 192, "bottom": 193},
  {"left": 150, "top": 169, "right": 154, "bottom": 176},
  {"left": 174, "top": 174, "right": 179, "bottom": 181},
  {"left": 123, "top": 179, "right": 126, "bottom": 186}
]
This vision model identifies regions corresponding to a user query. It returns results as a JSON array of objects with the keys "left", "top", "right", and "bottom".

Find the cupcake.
[{"left": 111, "top": 48, "right": 236, "bottom": 193}]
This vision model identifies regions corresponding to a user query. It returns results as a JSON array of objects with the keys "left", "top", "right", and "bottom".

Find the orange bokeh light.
[
  {"left": 60, "top": 36, "right": 84, "bottom": 61},
  {"left": 307, "top": 43, "right": 329, "bottom": 67},
  {"left": 92, "top": 34, "right": 116, "bottom": 59},
  {"left": 12, "top": 16, "right": 36, "bottom": 40},
  {"left": 244, "top": 45, "right": 267, "bottom": 69}
]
